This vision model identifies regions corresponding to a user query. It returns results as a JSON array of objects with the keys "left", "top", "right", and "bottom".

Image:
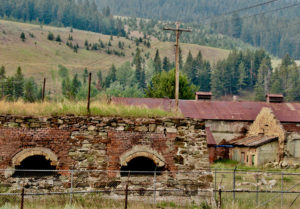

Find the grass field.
[
  {"left": 0, "top": 19, "right": 229, "bottom": 85},
  {"left": 0, "top": 100, "right": 180, "bottom": 117}
]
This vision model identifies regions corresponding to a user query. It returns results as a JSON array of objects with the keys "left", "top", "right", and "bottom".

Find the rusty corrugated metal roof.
[
  {"left": 205, "top": 127, "right": 216, "bottom": 146},
  {"left": 229, "top": 136, "right": 278, "bottom": 147},
  {"left": 112, "top": 97, "right": 300, "bottom": 123}
]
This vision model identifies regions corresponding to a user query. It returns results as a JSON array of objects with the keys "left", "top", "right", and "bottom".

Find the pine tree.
[
  {"left": 72, "top": 74, "right": 82, "bottom": 98},
  {"left": 255, "top": 65, "right": 266, "bottom": 101},
  {"left": 183, "top": 50, "right": 193, "bottom": 79},
  {"left": 96, "top": 70, "right": 103, "bottom": 90},
  {"left": 231, "top": 13, "right": 242, "bottom": 38},
  {"left": 162, "top": 57, "right": 171, "bottom": 72},
  {"left": 238, "top": 62, "right": 247, "bottom": 90},
  {"left": 179, "top": 47, "right": 183, "bottom": 70},
  {"left": 4, "top": 77, "right": 14, "bottom": 101},
  {"left": 0, "top": 66, "right": 6, "bottom": 98},
  {"left": 14, "top": 67, "right": 24, "bottom": 99},
  {"left": 56, "top": 34, "right": 62, "bottom": 42},
  {"left": 153, "top": 49, "right": 162, "bottom": 74},
  {"left": 24, "top": 78, "right": 38, "bottom": 103},
  {"left": 105, "top": 64, "right": 117, "bottom": 88},
  {"left": 47, "top": 32, "right": 54, "bottom": 41},
  {"left": 83, "top": 68, "right": 89, "bottom": 84},
  {"left": 20, "top": 32, "right": 26, "bottom": 42}
]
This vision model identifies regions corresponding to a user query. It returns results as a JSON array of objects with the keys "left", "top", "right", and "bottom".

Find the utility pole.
[{"left": 164, "top": 23, "right": 191, "bottom": 111}]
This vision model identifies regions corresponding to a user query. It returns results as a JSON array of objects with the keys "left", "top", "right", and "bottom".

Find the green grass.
[
  {"left": 0, "top": 100, "right": 180, "bottom": 118},
  {"left": 0, "top": 194, "right": 211, "bottom": 209},
  {"left": 0, "top": 19, "right": 229, "bottom": 87}
]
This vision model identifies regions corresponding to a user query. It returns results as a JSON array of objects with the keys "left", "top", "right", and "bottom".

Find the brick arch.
[
  {"left": 120, "top": 145, "right": 165, "bottom": 167},
  {"left": 12, "top": 147, "right": 58, "bottom": 167}
]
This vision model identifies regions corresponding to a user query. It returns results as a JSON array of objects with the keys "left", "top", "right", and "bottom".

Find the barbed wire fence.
[{"left": 0, "top": 168, "right": 300, "bottom": 208}]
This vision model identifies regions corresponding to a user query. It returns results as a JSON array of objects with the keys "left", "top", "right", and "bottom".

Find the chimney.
[
  {"left": 195, "top": 92, "right": 212, "bottom": 101},
  {"left": 233, "top": 95, "right": 238, "bottom": 102},
  {"left": 266, "top": 94, "right": 284, "bottom": 103}
]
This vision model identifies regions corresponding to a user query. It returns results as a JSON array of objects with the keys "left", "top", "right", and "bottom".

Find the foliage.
[
  {"left": 0, "top": 0, "right": 126, "bottom": 36},
  {"left": 146, "top": 69, "right": 197, "bottom": 99},
  {"left": 20, "top": 32, "right": 25, "bottom": 42}
]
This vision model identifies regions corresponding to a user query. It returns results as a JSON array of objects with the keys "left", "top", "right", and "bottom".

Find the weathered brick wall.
[{"left": 0, "top": 115, "right": 212, "bottom": 201}]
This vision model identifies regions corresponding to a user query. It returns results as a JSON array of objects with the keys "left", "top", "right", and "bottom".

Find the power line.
[
  {"left": 202, "top": 1, "right": 300, "bottom": 26},
  {"left": 202, "top": 0, "right": 282, "bottom": 21}
]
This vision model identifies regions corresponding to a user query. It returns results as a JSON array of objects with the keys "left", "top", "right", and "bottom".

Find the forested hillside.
[
  {"left": 97, "top": 0, "right": 300, "bottom": 59},
  {"left": 0, "top": 0, "right": 125, "bottom": 36}
]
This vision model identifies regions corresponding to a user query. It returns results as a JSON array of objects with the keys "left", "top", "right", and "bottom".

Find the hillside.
[
  {"left": 0, "top": 19, "right": 229, "bottom": 84},
  {"left": 96, "top": 0, "right": 300, "bottom": 59}
]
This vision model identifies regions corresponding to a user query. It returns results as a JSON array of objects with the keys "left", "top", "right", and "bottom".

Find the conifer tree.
[
  {"left": 14, "top": 67, "right": 24, "bottom": 99},
  {"left": 105, "top": 64, "right": 117, "bottom": 88},
  {"left": 162, "top": 57, "right": 171, "bottom": 72},
  {"left": 0, "top": 66, "right": 6, "bottom": 98},
  {"left": 20, "top": 32, "right": 26, "bottom": 42},
  {"left": 183, "top": 50, "right": 193, "bottom": 79},
  {"left": 238, "top": 62, "right": 247, "bottom": 90},
  {"left": 72, "top": 74, "right": 82, "bottom": 97},
  {"left": 96, "top": 70, "right": 103, "bottom": 90},
  {"left": 4, "top": 77, "right": 14, "bottom": 101},
  {"left": 153, "top": 49, "right": 162, "bottom": 74},
  {"left": 83, "top": 68, "right": 89, "bottom": 84},
  {"left": 24, "top": 78, "right": 38, "bottom": 103}
]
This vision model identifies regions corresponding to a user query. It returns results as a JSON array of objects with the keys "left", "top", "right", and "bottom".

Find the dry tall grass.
[{"left": 0, "top": 100, "right": 181, "bottom": 118}]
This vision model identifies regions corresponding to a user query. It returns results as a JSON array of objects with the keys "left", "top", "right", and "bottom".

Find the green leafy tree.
[{"left": 146, "top": 69, "right": 197, "bottom": 99}]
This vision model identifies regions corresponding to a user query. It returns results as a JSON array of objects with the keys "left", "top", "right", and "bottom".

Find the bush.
[
  {"left": 20, "top": 32, "right": 25, "bottom": 42},
  {"left": 47, "top": 32, "right": 54, "bottom": 41},
  {"left": 56, "top": 34, "right": 62, "bottom": 42}
]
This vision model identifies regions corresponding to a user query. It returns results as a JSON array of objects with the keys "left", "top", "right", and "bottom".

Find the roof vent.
[
  {"left": 266, "top": 94, "right": 284, "bottom": 103},
  {"left": 195, "top": 92, "right": 212, "bottom": 101}
]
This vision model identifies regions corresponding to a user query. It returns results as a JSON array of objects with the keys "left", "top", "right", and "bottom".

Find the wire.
[
  {"left": 202, "top": 2, "right": 300, "bottom": 26},
  {"left": 202, "top": 0, "right": 282, "bottom": 21}
]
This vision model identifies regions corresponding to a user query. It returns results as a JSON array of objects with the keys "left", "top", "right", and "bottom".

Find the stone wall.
[
  {"left": 0, "top": 115, "right": 212, "bottom": 202},
  {"left": 206, "top": 120, "right": 250, "bottom": 144},
  {"left": 247, "top": 108, "right": 285, "bottom": 160}
]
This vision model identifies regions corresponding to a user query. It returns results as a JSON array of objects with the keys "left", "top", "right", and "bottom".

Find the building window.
[
  {"left": 13, "top": 155, "right": 57, "bottom": 177},
  {"left": 241, "top": 152, "right": 245, "bottom": 163},
  {"left": 252, "top": 155, "right": 255, "bottom": 166},
  {"left": 120, "top": 157, "right": 164, "bottom": 177}
]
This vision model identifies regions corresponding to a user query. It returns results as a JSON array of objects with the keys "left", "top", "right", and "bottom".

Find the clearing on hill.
[{"left": 0, "top": 19, "right": 229, "bottom": 83}]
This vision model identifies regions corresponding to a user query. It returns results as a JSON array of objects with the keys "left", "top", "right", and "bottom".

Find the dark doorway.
[
  {"left": 13, "top": 155, "right": 57, "bottom": 177},
  {"left": 120, "top": 157, "right": 164, "bottom": 176}
]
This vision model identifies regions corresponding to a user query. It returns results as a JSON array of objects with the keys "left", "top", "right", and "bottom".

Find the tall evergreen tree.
[
  {"left": 24, "top": 77, "right": 38, "bottom": 103},
  {"left": 162, "top": 57, "right": 171, "bottom": 72},
  {"left": 231, "top": 13, "right": 242, "bottom": 38},
  {"left": 153, "top": 49, "right": 162, "bottom": 74},
  {"left": 14, "top": 67, "right": 24, "bottom": 99},
  {"left": 83, "top": 68, "right": 89, "bottom": 84},
  {"left": 0, "top": 66, "right": 5, "bottom": 98},
  {"left": 72, "top": 74, "right": 82, "bottom": 97},
  {"left": 183, "top": 50, "right": 193, "bottom": 79}
]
